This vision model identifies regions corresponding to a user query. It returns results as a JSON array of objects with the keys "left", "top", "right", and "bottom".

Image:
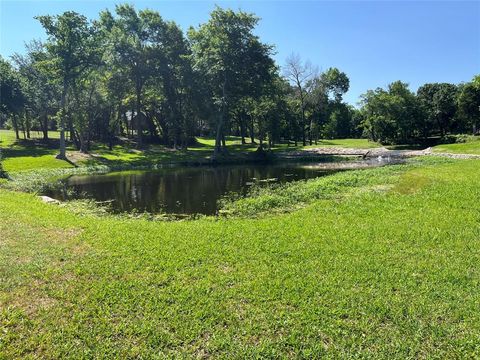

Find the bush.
[
  {"left": 0, "top": 151, "right": 6, "bottom": 178},
  {"left": 439, "top": 135, "right": 457, "bottom": 144},
  {"left": 439, "top": 134, "right": 477, "bottom": 145}
]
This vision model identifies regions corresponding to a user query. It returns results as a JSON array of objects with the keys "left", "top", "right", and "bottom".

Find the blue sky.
[{"left": 1, "top": 0, "right": 479, "bottom": 105}]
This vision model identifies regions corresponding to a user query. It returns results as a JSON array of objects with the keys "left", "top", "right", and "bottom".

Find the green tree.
[
  {"left": 417, "top": 83, "right": 458, "bottom": 137},
  {"left": 322, "top": 103, "right": 353, "bottom": 139},
  {"left": 308, "top": 67, "right": 350, "bottom": 142},
  {"left": 0, "top": 57, "right": 25, "bottom": 139},
  {"left": 70, "top": 68, "right": 107, "bottom": 152},
  {"left": 37, "top": 11, "right": 98, "bottom": 159},
  {"left": 189, "top": 7, "right": 275, "bottom": 158},
  {"left": 320, "top": 67, "right": 350, "bottom": 102},
  {"left": 12, "top": 41, "right": 60, "bottom": 141},
  {"left": 457, "top": 75, "right": 480, "bottom": 134},
  {"left": 360, "top": 81, "right": 420, "bottom": 144},
  {"left": 99, "top": 5, "right": 156, "bottom": 148},
  {"left": 152, "top": 20, "right": 196, "bottom": 148}
]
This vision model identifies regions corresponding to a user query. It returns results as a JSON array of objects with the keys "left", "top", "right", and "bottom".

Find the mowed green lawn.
[
  {"left": 1, "top": 157, "right": 480, "bottom": 358},
  {"left": 432, "top": 136, "right": 480, "bottom": 154},
  {"left": 0, "top": 129, "right": 380, "bottom": 173},
  {"left": 0, "top": 130, "right": 73, "bottom": 172},
  {"left": 305, "top": 138, "right": 380, "bottom": 149}
]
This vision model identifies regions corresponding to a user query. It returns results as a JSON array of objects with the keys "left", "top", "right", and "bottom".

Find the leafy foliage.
[{"left": 0, "top": 5, "right": 478, "bottom": 152}]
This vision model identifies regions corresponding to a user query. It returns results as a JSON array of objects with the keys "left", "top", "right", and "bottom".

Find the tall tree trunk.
[
  {"left": 59, "top": 86, "right": 67, "bottom": 151},
  {"left": 68, "top": 116, "right": 75, "bottom": 142},
  {"left": 12, "top": 114, "right": 19, "bottom": 140},
  {"left": 309, "top": 123, "right": 313, "bottom": 146},
  {"left": 123, "top": 111, "right": 129, "bottom": 137},
  {"left": 131, "top": 106, "right": 135, "bottom": 138},
  {"left": 70, "top": 124, "right": 80, "bottom": 150},
  {"left": 239, "top": 113, "right": 246, "bottom": 144},
  {"left": 300, "top": 90, "right": 307, "bottom": 146},
  {"left": 213, "top": 76, "right": 227, "bottom": 159},
  {"left": 78, "top": 131, "right": 88, "bottom": 153},
  {"left": 21, "top": 113, "right": 26, "bottom": 139},
  {"left": 136, "top": 82, "right": 143, "bottom": 148},
  {"left": 249, "top": 116, "right": 255, "bottom": 144},
  {"left": 42, "top": 113, "right": 49, "bottom": 141},
  {"left": 213, "top": 112, "right": 224, "bottom": 158},
  {"left": 26, "top": 112, "right": 31, "bottom": 139},
  {"left": 57, "top": 78, "right": 67, "bottom": 160},
  {"left": 437, "top": 116, "right": 445, "bottom": 137}
]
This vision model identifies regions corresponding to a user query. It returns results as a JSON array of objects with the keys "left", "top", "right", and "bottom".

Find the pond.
[{"left": 46, "top": 157, "right": 401, "bottom": 215}]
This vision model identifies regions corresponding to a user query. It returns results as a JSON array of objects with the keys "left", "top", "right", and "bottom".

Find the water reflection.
[{"left": 46, "top": 158, "right": 400, "bottom": 215}]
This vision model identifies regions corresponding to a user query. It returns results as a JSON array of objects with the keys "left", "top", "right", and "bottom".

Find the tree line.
[
  {"left": 361, "top": 78, "right": 480, "bottom": 144},
  {"left": 1, "top": 5, "right": 479, "bottom": 159}
]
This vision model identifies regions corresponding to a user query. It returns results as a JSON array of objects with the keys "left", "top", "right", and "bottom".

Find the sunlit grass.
[
  {"left": 0, "top": 129, "right": 63, "bottom": 145},
  {"left": 1, "top": 129, "right": 382, "bottom": 173},
  {"left": 3, "top": 155, "right": 73, "bottom": 173},
  {"left": 0, "top": 131, "right": 73, "bottom": 172},
  {"left": 309, "top": 138, "right": 381, "bottom": 148},
  {"left": 191, "top": 136, "right": 380, "bottom": 151},
  {"left": 1, "top": 157, "right": 479, "bottom": 357},
  {"left": 0, "top": 129, "right": 18, "bottom": 147},
  {"left": 432, "top": 137, "right": 480, "bottom": 154}
]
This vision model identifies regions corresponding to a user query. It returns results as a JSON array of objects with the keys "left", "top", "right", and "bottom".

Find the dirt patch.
[
  {"left": 0, "top": 277, "right": 58, "bottom": 318},
  {"left": 41, "top": 227, "right": 84, "bottom": 243},
  {"left": 65, "top": 150, "right": 95, "bottom": 164},
  {"left": 41, "top": 227, "right": 89, "bottom": 258}
]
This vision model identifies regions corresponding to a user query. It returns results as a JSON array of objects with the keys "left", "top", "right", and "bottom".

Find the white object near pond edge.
[{"left": 39, "top": 196, "right": 61, "bottom": 204}]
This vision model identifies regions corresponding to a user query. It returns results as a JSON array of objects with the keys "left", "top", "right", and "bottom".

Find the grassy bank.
[
  {"left": 1, "top": 157, "right": 480, "bottom": 357},
  {"left": 432, "top": 136, "right": 480, "bottom": 154},
  {"left": 219, "top": 159, "right": 414, "bottom": 217},
  {"left": 0, "top": 130, "right": 73, "bottom": 173},
  {"left": 0, "top": 130, "right": 379, "bottom": 174},
  {"left": 1, "top": 129, "right": 480, "bottom": 357}
]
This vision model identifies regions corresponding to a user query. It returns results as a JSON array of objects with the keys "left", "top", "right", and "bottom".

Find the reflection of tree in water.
[{"left": 48, "top": 161, "right": 397, "bottom": 215}]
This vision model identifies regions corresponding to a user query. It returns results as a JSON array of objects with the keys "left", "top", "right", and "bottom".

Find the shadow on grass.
[
  {"left": 83, "top": 148, "right": 214, "bottom": 168},
  {"left": 1, "top": 138, "right": 64, "bottom": 157},
  {"left": 387, "top": 144, "right": 426, "bottom": 150},
  {"left": 317, "top": 140, "right": 336, "bottom": 146}
]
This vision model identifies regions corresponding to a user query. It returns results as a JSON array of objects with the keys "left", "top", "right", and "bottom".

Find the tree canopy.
[{"left": 0, "top": 5, "right": 478, "bottom": 153}]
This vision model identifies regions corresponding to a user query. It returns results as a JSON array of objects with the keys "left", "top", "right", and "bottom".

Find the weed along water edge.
[
  {"left": 44, "top": 158, "right": 401, "bottom": 215},
  {"left": 1, "top": 0, "right": 479, "bottom": 355}
]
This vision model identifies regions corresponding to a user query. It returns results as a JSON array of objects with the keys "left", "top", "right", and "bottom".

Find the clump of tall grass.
[{"left": 219, "top": 157, "right": 450, "bottom": 217}]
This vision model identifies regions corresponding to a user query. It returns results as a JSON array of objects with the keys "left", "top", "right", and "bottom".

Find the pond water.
[{"left": 46, "top": 157, "right": 401, "bottom": 215}]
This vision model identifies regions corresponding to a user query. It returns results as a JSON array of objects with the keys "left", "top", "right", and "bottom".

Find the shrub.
[
  {"left": 439, "top": 134, "right": 477, "bottom": 145},
  {"left": 0, "top": 150, "right": 7, "bottom": 179}
]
